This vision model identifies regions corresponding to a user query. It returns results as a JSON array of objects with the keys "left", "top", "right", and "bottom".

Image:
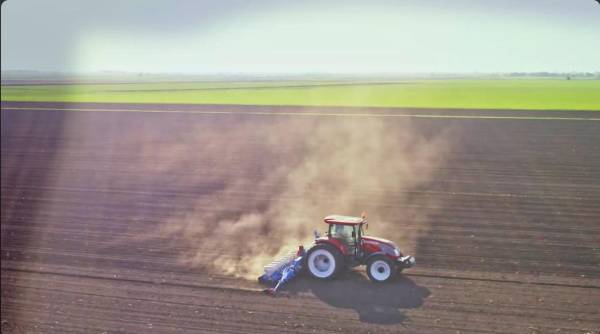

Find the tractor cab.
[{"left": 323, "top": 215, "right": 366, "bottom": 259}]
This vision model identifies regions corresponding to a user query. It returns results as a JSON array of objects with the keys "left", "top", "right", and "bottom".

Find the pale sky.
[{"left": 1, "top": 0, "right": 599, "bottom": 74}]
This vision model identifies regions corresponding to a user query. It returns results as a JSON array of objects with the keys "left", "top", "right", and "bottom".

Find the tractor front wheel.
[
  {"left": 306, "top": 244, "right": 343, "bottom": 280},
  {"left": 366, "top": 255, "right": 396, "bottom": 283}
]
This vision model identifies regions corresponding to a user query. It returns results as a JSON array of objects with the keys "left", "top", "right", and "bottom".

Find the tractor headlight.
[{"left": 393, "top": 248, "right": 401, "bottom": 257}]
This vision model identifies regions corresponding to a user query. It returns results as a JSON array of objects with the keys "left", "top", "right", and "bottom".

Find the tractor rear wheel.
[
  {"left": 366, "top": 255, "right": 396, "bottom": 283},
  {"left": 306, "top": 244, "right": 344, "bottom": 280}
]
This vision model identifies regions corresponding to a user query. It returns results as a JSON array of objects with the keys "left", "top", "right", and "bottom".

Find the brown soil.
[{"left": 2, "top": 101, "right": 599, "bottom": 333}]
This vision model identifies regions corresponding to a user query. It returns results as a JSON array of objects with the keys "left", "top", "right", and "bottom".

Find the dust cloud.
[{"left": 151, "top": 114, "right": 450, "bottom": 279}]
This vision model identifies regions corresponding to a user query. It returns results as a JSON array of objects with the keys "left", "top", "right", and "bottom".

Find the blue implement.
[{"left": 258, "top": 247, "right": 306, "bottom": 295}]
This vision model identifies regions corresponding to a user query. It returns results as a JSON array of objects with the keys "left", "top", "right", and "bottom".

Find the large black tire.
[
  {"left": 366, "top": 255, "right": 396, "bottom": 283},
  {"left": 306, "top": 244, "right": 344, "bottom": 280}
]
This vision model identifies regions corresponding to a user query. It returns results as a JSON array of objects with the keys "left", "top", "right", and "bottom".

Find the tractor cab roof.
[{"left": 324, "top": 215, "right": 365, "bottom": 226}]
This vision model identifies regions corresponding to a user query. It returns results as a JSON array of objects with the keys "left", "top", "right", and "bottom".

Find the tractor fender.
[
  {"left": 315, "top": 238, "right": 348, "bottom": 256},
  {"left": 364, "top": 251, "right": 396, "bottom": 264}
]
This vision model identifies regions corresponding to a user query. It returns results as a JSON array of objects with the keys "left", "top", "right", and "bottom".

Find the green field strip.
[{"left": 2, "top": 79, "right": 599, "bottom": 111}]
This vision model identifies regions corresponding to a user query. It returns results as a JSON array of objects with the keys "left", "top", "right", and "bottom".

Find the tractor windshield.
[
  {"left": 329, "top": 224, "right": 354, "bottom": 239},
  {"left": 329, "top": 224, "right": 358, "bottom": 246}
]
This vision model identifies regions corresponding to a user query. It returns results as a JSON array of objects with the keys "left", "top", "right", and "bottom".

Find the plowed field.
[{"left": 2, "top": 101, "right": 599, "bottom": 333}]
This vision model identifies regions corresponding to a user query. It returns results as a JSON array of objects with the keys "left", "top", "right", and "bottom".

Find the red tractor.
[{"left": 306, "top": 214, "right": 415, "bottom": 282}]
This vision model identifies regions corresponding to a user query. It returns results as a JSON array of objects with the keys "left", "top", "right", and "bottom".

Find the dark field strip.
[
  {"left": 2, "top": 182, "right": 599, "bottom": 220},
  {"left": 4, "top": 100, "right": 600, "bottom": 118},
  {"left": 2, "top": 268, "right": 599, "bottom": 334},
  {"left": 2, "top": 189, "right": 598, "bottom": 279},
  {"left": 2, "top": 102, "right": 600, "bottom": 333},
  {"left": 3, "top": 188, "right": 598, "bottom": 275},
  {"left": 2, "top": 179, "right": 598, "bottom": 279}
]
